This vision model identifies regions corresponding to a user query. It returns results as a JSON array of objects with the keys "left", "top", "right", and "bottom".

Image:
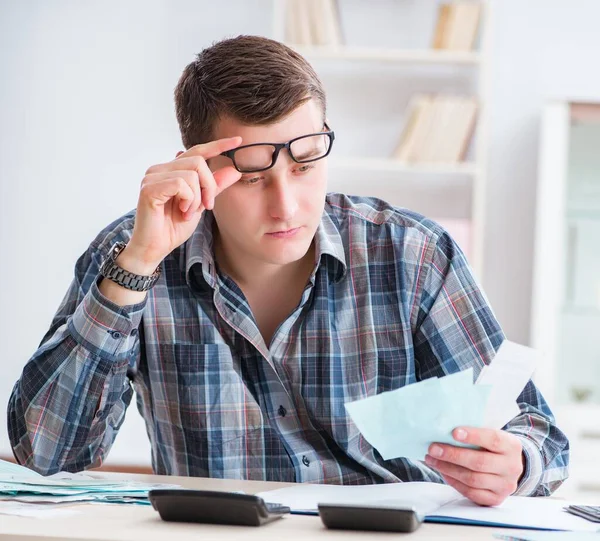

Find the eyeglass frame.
[{"left": 220, "top": 122, "right": 335, "bottom": 173}]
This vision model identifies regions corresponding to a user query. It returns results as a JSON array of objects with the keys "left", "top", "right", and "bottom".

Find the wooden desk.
[{"left": 0, "top": 472, "right": 532, "bottom": 540}]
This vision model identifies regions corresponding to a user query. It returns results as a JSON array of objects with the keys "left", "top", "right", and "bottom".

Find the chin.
[{"left": 263, "top": 240, "right": 313, "bottom": 266}]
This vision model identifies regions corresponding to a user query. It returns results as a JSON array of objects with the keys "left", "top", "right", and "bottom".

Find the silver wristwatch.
[{"left": 99, "top": 242, "right": 162, "bottom": 292}]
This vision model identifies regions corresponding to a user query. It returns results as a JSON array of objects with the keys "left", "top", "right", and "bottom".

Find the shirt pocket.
[{"left": 161, "top": 343, "right": 265, "bottom": 439}]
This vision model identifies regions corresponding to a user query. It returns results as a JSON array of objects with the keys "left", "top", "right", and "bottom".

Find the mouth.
[{"left": 266, "top": 227, "right": 302, "bottom": 238}]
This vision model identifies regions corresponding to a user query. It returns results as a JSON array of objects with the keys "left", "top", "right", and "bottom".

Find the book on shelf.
[
  {"left": 432, "top": 2, "right": 482, "bottom": 52},
  {"left": 393, "top": 95, "right": 478, "bottom": 164},
  {"left": 285, "top": 0, "right": 343, "bottom": 47}
]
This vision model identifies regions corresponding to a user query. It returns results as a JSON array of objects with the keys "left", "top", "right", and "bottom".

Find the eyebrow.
[{"left": 293, "top": 145, "right": 324, "bottom": 161}]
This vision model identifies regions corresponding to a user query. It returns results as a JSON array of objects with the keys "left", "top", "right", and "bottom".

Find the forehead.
[{"left": 212, "top": 99, "right": 323, "bottom": 145}]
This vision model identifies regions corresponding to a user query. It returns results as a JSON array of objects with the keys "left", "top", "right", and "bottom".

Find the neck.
[{"left": 214, "top": 233, "right": 316, "bottom": 291}]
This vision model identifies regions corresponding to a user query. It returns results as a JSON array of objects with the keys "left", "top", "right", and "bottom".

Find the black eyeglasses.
[{"left": 220, "top": 123, "right": 335, "bottom": 173}]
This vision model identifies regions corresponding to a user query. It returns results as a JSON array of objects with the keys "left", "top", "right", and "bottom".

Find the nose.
[{"left": 267, "top": 173, "right": 299, "bottom": 222}]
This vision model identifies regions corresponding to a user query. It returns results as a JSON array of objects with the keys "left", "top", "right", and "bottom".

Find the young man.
[{"left": 8, "top": 35, "right": 568, "bottom": 506}]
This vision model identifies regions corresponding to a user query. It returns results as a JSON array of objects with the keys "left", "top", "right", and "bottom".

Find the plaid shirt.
[{"left": 8, "top": 193, "right": 568, "bottom": 495}]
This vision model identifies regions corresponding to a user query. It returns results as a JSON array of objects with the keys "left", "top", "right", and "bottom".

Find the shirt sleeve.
[
  {"left": 411, "top": 228, "right": 570, "bottom": 496},
  {"left": 7, "top": 218, "right": 147, "bottom": 475}
]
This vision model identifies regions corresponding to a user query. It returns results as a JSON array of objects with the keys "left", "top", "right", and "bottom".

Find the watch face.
[{"left": 111, "top": 242, "right": 127, "bottom": 259}]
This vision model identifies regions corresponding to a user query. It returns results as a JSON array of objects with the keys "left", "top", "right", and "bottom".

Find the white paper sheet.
[
  {"left": 257, "top": 483, "right": 599, "bottom": 532},
  {"left": 477, "top": 340, "right": 539, "bottom": 428},
  {"left": 432, "top": 495, "right": 599, "bottom": 532},
  {"left": 258, "top": 482, "right": 463, "bottom": 515}
]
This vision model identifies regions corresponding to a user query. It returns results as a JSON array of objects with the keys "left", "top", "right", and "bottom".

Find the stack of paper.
[
  {"left": 0, "top": 458, "right": 179, "bottom": 509},
  {"left": 344, "top": 340, "right": 538, "bottom": 461}
]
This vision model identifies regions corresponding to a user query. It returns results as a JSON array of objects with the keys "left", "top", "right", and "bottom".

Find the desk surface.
[{"left": 0, "top": 472, "right": 535, "bottom": 540}]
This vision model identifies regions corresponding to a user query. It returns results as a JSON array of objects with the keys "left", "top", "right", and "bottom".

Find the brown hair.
[{"left": 174, "top": 35, "right": 326, "bottom": 149}]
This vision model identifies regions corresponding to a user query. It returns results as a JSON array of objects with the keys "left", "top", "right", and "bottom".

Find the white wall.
[
  {"left": 484, "top": 0, "right": 600, "bottom": 344},
  {"left": 0, "top": 0, "right": 272, "bottom": 464},
  {"left": 2, "top": 0, "right": 600, "bottom": 465}
]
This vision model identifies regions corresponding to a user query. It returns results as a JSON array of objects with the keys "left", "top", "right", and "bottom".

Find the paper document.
[
  {"left": 344, "top": 340, "right": 537, "bottom": 461},
  {"left": 0, "top": 459, "right": 41, "bottom": 479},
  {"left": 0, "top": 458, "right": 179, "bottom": 507},
  {"left": 477, "top": 340, "right": 538, "bottom": 429},
  {"left": 345, "top": 367, "right": 491, "bottom": 461},
  {"left": 259, "top": 481, "right": 463, "bottom": 515},
  {"left": 256, "top": 483, "right": 599, "bottom": 532}
]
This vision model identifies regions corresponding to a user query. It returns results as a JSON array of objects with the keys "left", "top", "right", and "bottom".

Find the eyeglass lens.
[{"left": 233, "top": 133, "right": 331, "bottom": 173}]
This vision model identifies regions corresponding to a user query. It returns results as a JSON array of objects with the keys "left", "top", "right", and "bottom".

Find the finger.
[
  {"left": 141, "top": 177, "right": 195, "bottom": 214},
  {"left": 144, "top": 157, "right": 242, "bottom": 204},
  {"left": 194, "top": 158, "right": 218, "bottom": 210},
  {"left": 146, "top": 156, "right": 216, "bottom": 175},
  {"left": 451, "top": 427, "right": 521, "bottom": 455},
  {"left": 440, "top": 474, "right": 507, "bottom": 507},
  {"left": 143, "top": 170, "right": 201, "bottom": 218},
  {"left": 425, "top": 455, "right": 517, "bottom": 495},
  {"left": 213, "top": 165, "right": 243, "bottom": 194},
  {"left": 428, "top": 443, "right": 504, "bottom": 474},
  {"left": 172, "top": 169, "right": 202, "bottom": 217},
  {"left": 176, "top": 136, "right": 243, "bottom": 161}
]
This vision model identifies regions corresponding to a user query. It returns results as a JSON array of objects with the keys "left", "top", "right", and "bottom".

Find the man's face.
[{"left": 208, "top": 99, "right": 329, "bottom": 270}]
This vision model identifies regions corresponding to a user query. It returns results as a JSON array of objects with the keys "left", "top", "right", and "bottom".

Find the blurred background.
[{"left": 1, "top": 0, "right": 599, "bottom": 498}]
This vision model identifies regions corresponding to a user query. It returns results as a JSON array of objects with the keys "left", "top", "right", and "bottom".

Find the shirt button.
[
  {"left": 278, "top": 405, "right": 287, "bottom": 417},
  {"left": 112, "top": 331, "right": 121, "bottom": 339},
  {"left": 130, "top": 328, "right": 137, "bottom": 336},
  {"left": 302, "top": 455, "right": 310, "bottom": 467}
]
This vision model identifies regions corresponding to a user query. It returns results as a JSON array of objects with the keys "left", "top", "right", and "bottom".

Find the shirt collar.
[
  {"left": 184, "top": 211, "right": 218, "bottom": 290},
  {"left": 314, "top": 202, "right": 347, "bottom": 282},
  {"left": 183, "top": 202, "right": 347, "bottom": 289}
]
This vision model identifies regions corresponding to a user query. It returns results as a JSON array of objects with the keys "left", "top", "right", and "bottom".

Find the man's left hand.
[{"left": 425, "top": 427, "right": 524, "bottom": 506}]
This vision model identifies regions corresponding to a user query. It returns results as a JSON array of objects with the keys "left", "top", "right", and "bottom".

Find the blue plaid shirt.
[{"left": 8, "top": 193, "right": 569, "bottom": 495}]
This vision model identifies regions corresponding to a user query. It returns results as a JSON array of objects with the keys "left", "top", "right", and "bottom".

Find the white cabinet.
[{"left": 531, "top": 101, "right": 600, "bottom": 496}]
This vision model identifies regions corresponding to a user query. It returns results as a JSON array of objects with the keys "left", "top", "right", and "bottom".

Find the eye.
[
  {"left": 241, "top": 175, "right": 263, "bottom": 185},
  {"left": 296, "top": 164, "right": 315, "bottom": 173}
]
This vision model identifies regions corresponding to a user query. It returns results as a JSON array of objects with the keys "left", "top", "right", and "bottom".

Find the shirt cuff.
[
  {"left": 68, "top": 277, "right": 147, "bottom": 361},
  {"left": 513, "top": 435, "right": 544, "bottom": 496}
]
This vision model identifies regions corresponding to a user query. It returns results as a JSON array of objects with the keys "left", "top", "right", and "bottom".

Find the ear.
[{"left": 175, "top": 150, "right": 184, "bottom": 158}]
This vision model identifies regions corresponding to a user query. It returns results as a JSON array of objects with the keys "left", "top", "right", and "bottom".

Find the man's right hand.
[
  {"left": 98, "top": 137, "right": 242, "bottom": 306},
  {"left": 121, "top": 136, "right": 243, "bottom": 275}
]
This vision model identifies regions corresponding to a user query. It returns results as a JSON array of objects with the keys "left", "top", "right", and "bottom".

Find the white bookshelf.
[{"left": 272, "top": 0, "right": 490, "bottom": 280}]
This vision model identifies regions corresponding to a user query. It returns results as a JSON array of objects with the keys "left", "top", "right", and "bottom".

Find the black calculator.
[
  {"left": 565, "top": 504, "right": 600, "bottom": 523},
  {"left": 149, "top": 489, "right": 290, "bottom": 526}
]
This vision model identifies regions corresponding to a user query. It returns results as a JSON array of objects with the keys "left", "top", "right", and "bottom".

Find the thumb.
[{"left": 213, "top": 166, "right": 243, "bottom": 194}]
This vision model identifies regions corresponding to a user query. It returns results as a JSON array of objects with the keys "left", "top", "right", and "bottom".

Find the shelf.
[
  {"left": 330, "top": 157, "right": 479, "bottom": 176},
  {"left": 288, "top": 45, "right": 481, "bottom": 66}
]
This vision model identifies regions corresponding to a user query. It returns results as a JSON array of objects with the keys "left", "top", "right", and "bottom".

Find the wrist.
[{"left": 116, "top": 245, "right": 162, "bottom": 276}]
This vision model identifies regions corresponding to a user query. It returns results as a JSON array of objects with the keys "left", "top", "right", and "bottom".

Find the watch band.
[{"left": 99, "top": 242, "right": 162, "bottom": 292}]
